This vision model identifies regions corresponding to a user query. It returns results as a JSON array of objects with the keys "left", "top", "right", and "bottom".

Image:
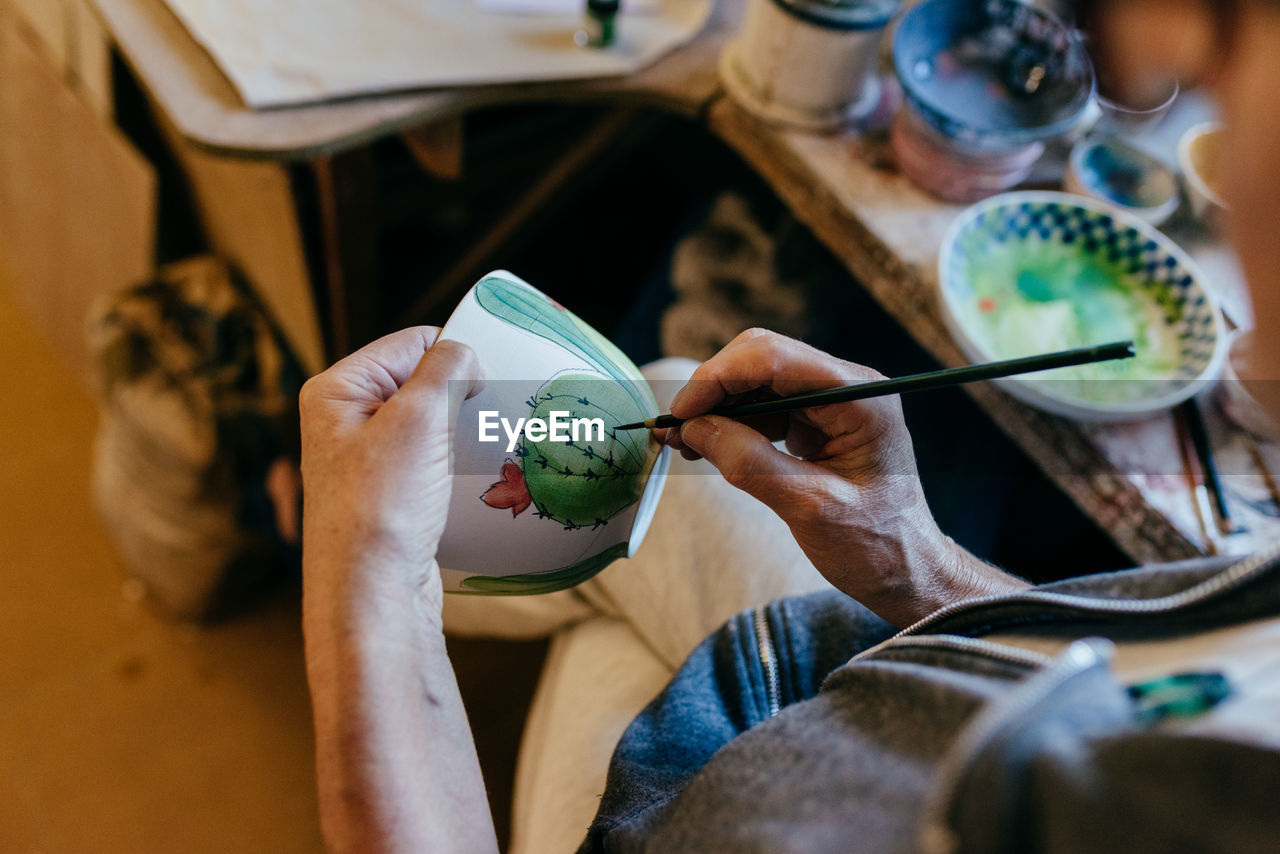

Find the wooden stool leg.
[
  {"left": 401, "top": 116, "right": 465, "bottom": 182},
  {"left": 310, "top": 149, "right": 379, "bottom": 360}
]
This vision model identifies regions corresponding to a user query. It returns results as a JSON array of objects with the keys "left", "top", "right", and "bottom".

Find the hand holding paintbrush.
[
  {"left": 621, "top": 330, "right": 1133, "bottom": 624},
  {"left": 618, "top": 340, "right": 1136, "bottom": 432}
]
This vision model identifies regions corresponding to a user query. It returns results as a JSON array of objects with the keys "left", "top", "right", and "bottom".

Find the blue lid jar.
[{"left": 893, "top": 0, "right": 1094, "bottom": 149}]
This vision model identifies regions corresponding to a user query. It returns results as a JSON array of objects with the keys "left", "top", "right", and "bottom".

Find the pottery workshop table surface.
[
  {"left": 89, "top": 0, "right": 738, "bottom": 159},
  {"left": 708, "top": 100, "right": 1280, "bottom": 565},
  {"left": 89, "top": 0, "right": 1278, "bottom": 565},
  {"left": 88, "top": 0, "right": 744, "bottom": 375}
]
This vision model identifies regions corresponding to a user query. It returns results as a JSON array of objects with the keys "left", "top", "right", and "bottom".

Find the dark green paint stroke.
[
  {"left": 473, "top": 276, "right": 656, "bottom": 416},
  {"left": 457, "top": 541, "right": 629, "bottom": 595}
]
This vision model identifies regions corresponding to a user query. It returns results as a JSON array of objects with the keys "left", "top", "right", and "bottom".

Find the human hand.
[
  {"left": 300, "top": 328, "right": 499, "bottom": 854},
  {"left": 660, "top": 329, "right": 1026, "bottom": 626},
  {"left": 300, "top": 327, "right": 483, "bottom": 627}
]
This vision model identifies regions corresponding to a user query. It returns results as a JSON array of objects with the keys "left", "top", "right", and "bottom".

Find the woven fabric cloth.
[{"left": 89, "top": 256, "right": 303, "bottom": 619}]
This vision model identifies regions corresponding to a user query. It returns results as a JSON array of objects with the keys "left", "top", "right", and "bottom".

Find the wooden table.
[
  {"left": 91, "top": 0, "right": 1280, "bottom": 565},
  {"left": 90, "top": 0, "right": 739, "bottom": 371},
  {"left": 709, "top": 101, "right": 1280, "bottom": 564},
  {"left": 91, "top": 0, "right": 735, "bottom": 160}
]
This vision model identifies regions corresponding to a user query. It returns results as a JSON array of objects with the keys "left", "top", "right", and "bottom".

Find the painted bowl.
[
  {"left": 1064, "top": 135, "right": 1180, "bottom": 226},
  {"left": 435, "top": 271, "right": 670, "bottom": 595},
  {"left": 893, "top": 0, "right": 1095, "bottom": 150},
  {"left": 939, "top": 192, "right": 1227, "bottom": 421},
  {"left": 1178, "top": 121, "right": 1230, "bottom": 230}
]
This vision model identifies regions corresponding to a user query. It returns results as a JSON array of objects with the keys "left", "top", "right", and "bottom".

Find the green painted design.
[
  {"left": 472, "top": 275, "right": 662, "bottom": 565},
  {"left": 473, "top": 276, "right": 657, "bottom": 415},
  {"left": 565, "top": 309, "right": 647, "bottom": 385},
  {"left": 955, "top": 240, "right": 1181, "bottom": 402},
  {"left": 521, "top": 373, "right": 651, "bottom": 529},
  {"left": 459, "top": 541, "right": 629, "bottom": 595}
]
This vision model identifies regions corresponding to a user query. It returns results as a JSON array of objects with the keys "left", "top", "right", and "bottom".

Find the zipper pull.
[{"left": 1127, "top": 671, "right": 1233, "bottom": 724}]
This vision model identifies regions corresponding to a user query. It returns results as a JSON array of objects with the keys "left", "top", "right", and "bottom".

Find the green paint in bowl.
[{"left": 939, "top": 192, "right": 1226, "bottom": 421}]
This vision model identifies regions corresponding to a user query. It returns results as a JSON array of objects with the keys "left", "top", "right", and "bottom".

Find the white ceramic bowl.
[
  {"left": 435, "top": 271, "right": 669, "bottom": 595},
  {"left": 1178, "top": 121, "right": 1229, "bottom": 229},
  {"left": 939, "top": 191, "right": 1228, "bottom": 422}
]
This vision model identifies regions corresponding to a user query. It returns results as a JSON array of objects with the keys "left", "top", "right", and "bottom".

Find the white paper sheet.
[{"left": 161, "top": 0, "right": 712, "bottom": 108}]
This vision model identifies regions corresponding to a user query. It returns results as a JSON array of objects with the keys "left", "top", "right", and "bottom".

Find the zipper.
[
  {"left": 877, "top": 540, "right": 1280, "bottom": 653},
  {"left": 753, "top": 605, "right": 782, "bottom": 718},
  {"left": 916, "top": 638, "right": 1116, "bottom": 854},
  {"left": 861, "top": 634, "right": 1054, "bottom": 669}
]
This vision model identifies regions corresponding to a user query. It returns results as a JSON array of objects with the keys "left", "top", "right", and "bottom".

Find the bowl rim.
[
  {"left": 1095, "top": 78, "right": 1181, "bottom": 119},
  {"left": 1177, "top": 121, "right": 1230, "bottom": 212},
  {"left": 937, "top": 190, "right": 1228, "bottom": 421},
  {"left": 1066, "top": 135, "right": 1180, "bottom": 221}
]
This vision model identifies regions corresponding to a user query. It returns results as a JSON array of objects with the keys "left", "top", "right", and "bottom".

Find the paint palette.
[
  {"left": 435, "top": 271, "right": 670, "bottom": 595},
  {"left": 939, "top": 192, "right": 1227, "bottom": 421}
]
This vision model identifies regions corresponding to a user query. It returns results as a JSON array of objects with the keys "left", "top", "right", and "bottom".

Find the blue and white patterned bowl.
[{"left": 939, "top": 191, "right": 1227, "bottom": 421}]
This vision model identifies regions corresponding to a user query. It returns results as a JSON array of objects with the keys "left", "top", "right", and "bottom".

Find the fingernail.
[{"left": 680, "top": 417, "right": 719, "bottom": 453}]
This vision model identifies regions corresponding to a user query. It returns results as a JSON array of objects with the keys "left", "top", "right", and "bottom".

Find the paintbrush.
[
  {"left": 616, "top": 341, "right": 1137, "bottom": 431},
  {"left": 1180, "top": 398, "right": 1241, "bottom": 536},
  {"left": 1175, "top": 405, "right": 1220, "bottom": 555}
]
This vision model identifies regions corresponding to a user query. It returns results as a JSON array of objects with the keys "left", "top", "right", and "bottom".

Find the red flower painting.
[{"left": 481, "top": 460, "right": 532, "bottom": 517}]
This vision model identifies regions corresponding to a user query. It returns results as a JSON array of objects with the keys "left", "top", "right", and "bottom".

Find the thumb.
[
  {"left": 385, "top": 339, "right": 484, "bottom": 432},
  {"left": 679, "top": 415, "right": 811, "bottom": 510}
]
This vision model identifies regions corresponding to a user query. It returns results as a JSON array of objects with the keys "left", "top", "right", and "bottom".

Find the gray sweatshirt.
[{"left": 582, "top": 543, "right": 1280, "bottom": 853}]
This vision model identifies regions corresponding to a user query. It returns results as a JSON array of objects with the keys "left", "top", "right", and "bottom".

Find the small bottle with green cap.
[{"left": 575, "top": 0, "right": 620, "bottom": 48}]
